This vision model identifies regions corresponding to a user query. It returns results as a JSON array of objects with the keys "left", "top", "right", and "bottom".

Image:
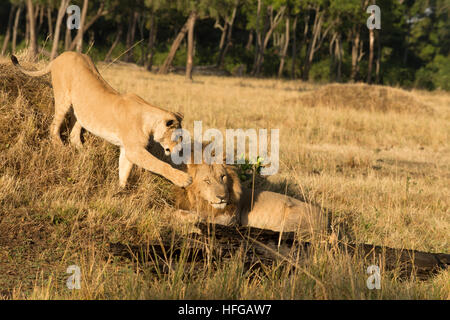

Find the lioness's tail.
[{"left": 11, "top": 55, "right": 53, "bottom": 77}]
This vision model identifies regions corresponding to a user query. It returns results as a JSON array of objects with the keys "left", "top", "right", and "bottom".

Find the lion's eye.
[{"left": 221, "top": 175, "right": 226, "bottom": 181}]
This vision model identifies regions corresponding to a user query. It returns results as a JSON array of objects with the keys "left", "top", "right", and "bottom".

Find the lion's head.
[
  {"left": 175, "top": 162, "right": 242, "bottom": 226},
  {"left": 152, "top": 111, "right": 184, "bottom": 156}
]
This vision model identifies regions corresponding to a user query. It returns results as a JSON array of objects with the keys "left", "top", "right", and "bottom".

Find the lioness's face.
[
  {"left": 154, "top": 117, "right": 182, "bottom": 156},
  {"left": 190, "top": 164, "right": 230, "bottom": 210}
]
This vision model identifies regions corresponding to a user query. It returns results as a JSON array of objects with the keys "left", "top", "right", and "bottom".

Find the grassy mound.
[
  {"left": 295, "top": 83, "right": 433, "bottom": 114},
  {"left": 0, "top": 60, "right": 53, "bottom": 113},
  {"left": 0, "top": 61, "right": 53, "bottom": 151}
]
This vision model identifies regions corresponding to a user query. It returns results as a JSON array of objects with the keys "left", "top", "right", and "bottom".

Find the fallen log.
[{"left": 107, "top": 222, "right": 449, "bottom": 280}]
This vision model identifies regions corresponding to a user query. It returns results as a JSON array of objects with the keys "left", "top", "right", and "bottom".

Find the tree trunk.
[
  {"left": 262, "top": 7, "right": 286, "bottom": 51},
  {"left": 251, "top": 0, "right": 262, "bottom": 75},
  {"left": 302, "top": 7, "right": 323, "bottom": 81},
  {"left": 64, "top": 26, "right": 71, "bottom": 50},
  {"left": 278, "top": 17, "right": 289, "bottom": 78},
  {"left": 403, "top": 25, "right": 410, "bottom": 65},
  {"left": 125, "top": 13, "right": 133, "bottom": 56},
  {"left": 375, "top": 30, "right": 381, "bottom": 84},
  {"left": 215, "top": 19, "right": 227, "bottom": 54},
  {"left": 186, "top": 11, "right": 197, "bottom": 80},
  {"left": 1, "top": 5, "right": 16, "bottom": 56},
  {"left": 299, "top": 12, "right": 310, "bottom": 64},
  {"left": 355, "top": 0, "right": 370, "bottom": 80},
  {"left": 253, "top": 5, "right": 286, "bottom": 76},
  {"left": 367, "top": 28, "right": 374, "bottom": 84},
  {"left": 217, "top": 4, "right": 238, "bottom": 68},
  {"left": 51, "top": 0, "right": 69, "bottom": 60},
  {"left": 26, "top": 0, "right": 38, "bottom": 61},
  {"left": 12, "top": 6, "right": 22, "bottom": 55},
  {"left": 25, "top": 8, "right": 30, "bottom": 46},
  {"left": 125, "top": 11, "right": 139, "bottom": 62},
  {"left": 329, "top": 31, "right": 342, "bottom": 83},
  {"left": 104, "top": 26, "right": 122, "bottom": 62},
  {"left": 75, "top": 0, "right": 88, "bottom": 53},
  {"left": 158, "top": 11, "right": 195, "bottom": 75},
  {"left": 47, "top": 7, "right": 53, "bottom": 42},
  {"left": 144, "top": 14, "right": 156, "bottom": 71},
  {"left": 335, "top": 33, "right": 342, "bottom": 82},
  {"left": 67, "top": 2, "right": 106, "bottom": 52},
  {"left": 329, "top": 32, "right": 337, "bottom": 82},
  {"left": 215, "top": 5, "right": 238, "bottom": 68},
  {"left": 253, "top": 6, "right": 270, "bottom": 76},
  {"left": 219, "top": 25, "right": 233, "bottom": 68},
  {"left": 137, "top": 14, "right": 146, "bottom": 65},
  {"left": 350, "top": 27, "right": 361, "bottom": 81},
  {"left": 293, "top": 12, "right": 310, "bottom": 79},
  {"left": 290, "top": 15, "right": 297, "bottom": 79},
  {"left": 245, "top": 31, "right": 253, "bottom": 51},
  {"left": 219, "top": 25, "right": 227, "bottom": 50},
  {"left": 36, "top": 4, "right": 44, "bottom": 35}
]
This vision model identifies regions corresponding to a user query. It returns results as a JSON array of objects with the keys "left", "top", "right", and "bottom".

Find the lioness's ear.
[
  {"left": 174, "top": 111, "right": 184, "bottom": 122},
  {"left": 225, "top": 165, "right": 242, "bottom": 203}
]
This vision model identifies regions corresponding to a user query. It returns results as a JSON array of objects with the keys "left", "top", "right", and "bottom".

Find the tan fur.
[
  {"left": 175, "top": 162, "right": 327, "bottom": 236},
  {"left": 12, "top": 52, "right": 191, "bottom": 188}
]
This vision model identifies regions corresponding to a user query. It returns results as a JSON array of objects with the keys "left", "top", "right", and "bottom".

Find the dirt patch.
[{"left": 291, "top": 83, "right": 434, "bottom": 114}]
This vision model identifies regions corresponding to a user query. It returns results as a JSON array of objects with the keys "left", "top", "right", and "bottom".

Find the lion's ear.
[
  {"left": 225, "top": 165, "right": 242, "bottom": 203},
  {"left": 187, "top": 161, "right": 204, "bottom": 183}
]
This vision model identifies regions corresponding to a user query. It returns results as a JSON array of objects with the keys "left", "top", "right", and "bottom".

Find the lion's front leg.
[
  {"left": 174, "top": 209, "right": 202, "bottom": 234},
  {"left": 175, "top": 209, "right": 202, "bottom": 222}
]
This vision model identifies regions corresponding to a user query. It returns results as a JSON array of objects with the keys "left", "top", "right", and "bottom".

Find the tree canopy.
[{"left": 0, "top": 0, "right": 448, "bottom": 89}]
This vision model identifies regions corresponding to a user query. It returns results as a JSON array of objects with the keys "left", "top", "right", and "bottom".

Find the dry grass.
[
  {"left": 0, "top": 53, "right": 449, "bottom": 299},
  {"left": 291, "top": 83, "right": 435, "bottom": 114}
]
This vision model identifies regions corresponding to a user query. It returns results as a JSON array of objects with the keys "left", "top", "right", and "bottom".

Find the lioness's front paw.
[{"left": 175, "top": 172, "right": 192, "bottom": 188}]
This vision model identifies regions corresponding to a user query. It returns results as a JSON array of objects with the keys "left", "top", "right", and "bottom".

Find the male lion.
[
  {"left": 11, "top": 52, "right": 191, "bottom": 188},
  {"left": 174, "top": 161, "right": 327, "bottom": 236}
]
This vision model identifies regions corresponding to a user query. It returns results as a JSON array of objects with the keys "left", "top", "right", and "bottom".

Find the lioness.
[
  {"left": 174, "top": 161, "right": 327, "bottom": 236},
  {"left": 11, "top": 52, "right": 191, "bottom": 188}
]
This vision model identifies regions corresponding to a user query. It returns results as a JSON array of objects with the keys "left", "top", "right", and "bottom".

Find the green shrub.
[
  {"left": 309, "top": 58, "right": 331, "bottom": 83},
  {"left": 415, "top": 55, "right": 450, "bottom": 91}
]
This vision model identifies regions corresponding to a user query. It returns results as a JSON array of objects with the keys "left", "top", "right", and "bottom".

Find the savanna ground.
[{"left": 0, "top": 52, "right": 448, "bottom": 299}]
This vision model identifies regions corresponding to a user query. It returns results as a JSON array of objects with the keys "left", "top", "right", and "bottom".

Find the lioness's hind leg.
[
  {"left": 119, "top": 147, "right": 133, "bottom": 188},
  {"left": 69, "top": 121, "right": 83, "bottom": 148},
  {"left": 51, "top": 94, "right": 71, "bottom": 145}
]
